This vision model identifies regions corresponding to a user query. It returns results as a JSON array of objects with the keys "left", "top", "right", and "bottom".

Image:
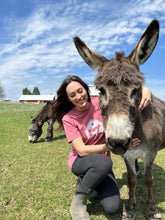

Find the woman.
[{"left": 54, "top": 75, "right": 151, "bottom": 220}]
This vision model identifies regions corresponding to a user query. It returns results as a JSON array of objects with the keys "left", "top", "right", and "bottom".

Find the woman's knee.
[
  {"left": 101, "top": 195, "right": 121, "bottom": 215},
  {"left": 93, "top": 154, "right": 112, "bottom": 173}
]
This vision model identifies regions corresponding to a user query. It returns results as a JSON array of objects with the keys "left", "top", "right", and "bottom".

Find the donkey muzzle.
[
  {"left": 107, "top": 137, "right": 132, "bottom": 155},
  {"left": 105, "top": 114, "right": 133, "bottom": 155}
]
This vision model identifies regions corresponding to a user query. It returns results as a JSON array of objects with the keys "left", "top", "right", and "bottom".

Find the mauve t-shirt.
[{"left": 62, "top": 97, "right": 110, "bottom": 170}]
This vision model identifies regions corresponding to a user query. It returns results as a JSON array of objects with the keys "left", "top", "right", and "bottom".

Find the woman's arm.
[
  {"left": 72, "top": 136, "right": 109, "bottom": 157},
  {"left": 139, "top": 87, "right": 151, "bottom": 112},
  {"left": 72, "top": 136, "right": 141, "bottom": 156}
]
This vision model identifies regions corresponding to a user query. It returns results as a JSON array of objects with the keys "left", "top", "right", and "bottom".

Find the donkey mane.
[
  {"left": 94, "top": 52, "right": 144, "bottom": 87},
  {"left": 35, "top": 101, "right": 51, "bottom": 122}
]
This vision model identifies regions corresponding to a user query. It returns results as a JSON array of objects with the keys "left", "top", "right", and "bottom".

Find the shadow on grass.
[
  {"left": 34, "top": 134, "right": 66, "bottom": 143},
  {"left": 52, "top": 134, "right": 66, "bottom": 141},
  {"left": 86, "top": 162, "right": 165, "bottom": 219}
]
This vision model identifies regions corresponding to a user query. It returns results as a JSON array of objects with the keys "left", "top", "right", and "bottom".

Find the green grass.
[{"left": 0, "top": 103, "right": 165, "bottom": 220}]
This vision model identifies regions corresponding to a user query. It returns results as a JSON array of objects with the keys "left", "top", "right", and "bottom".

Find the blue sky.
[{"left": 0, "top": 0, "right": 165, "bottom": 101}]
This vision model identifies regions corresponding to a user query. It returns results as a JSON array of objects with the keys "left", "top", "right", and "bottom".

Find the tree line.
[
  {"left": 22, "top": 87, "right": 40, "bottom": 95},
  {"left": 0, "top": 84, "right": 41, "bottom": 100}
]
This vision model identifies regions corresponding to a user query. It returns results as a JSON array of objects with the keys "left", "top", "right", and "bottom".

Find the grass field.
[{"left": 0, "top": 103, "right": 165, "bottom": 220}]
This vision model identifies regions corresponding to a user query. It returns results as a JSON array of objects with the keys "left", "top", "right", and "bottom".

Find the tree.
[
  {"left": 22, "top": 87, "right": 31, "bottom": 95},
  {"left": 32, "top": 87, "right": 40, "bottom": 95},
  {"left": 0, "top": 83, "right": 5, "bottom": 100},
  {"left": 22, "top": 87, "right": 40, "bottom": 95}
]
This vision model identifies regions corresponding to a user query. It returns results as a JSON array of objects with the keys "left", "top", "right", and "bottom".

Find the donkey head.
[
  {"left": 28, "top": 117, "right": 43, "bottom": 143},
  {"left": 74, "top": 19, "right": 159, "bottom": 155}
]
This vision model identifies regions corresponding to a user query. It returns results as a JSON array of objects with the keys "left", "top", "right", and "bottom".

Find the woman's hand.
[
  {"left": 128, "top": 138, "right": 141, "bottom": 150},
  {"left": 139, "top": 87, "right": 151, "bottom": 112}
]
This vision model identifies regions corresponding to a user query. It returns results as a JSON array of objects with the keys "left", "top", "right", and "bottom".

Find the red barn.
[{"left": 19, "top": 95, "right": 55, "bottom": 104}]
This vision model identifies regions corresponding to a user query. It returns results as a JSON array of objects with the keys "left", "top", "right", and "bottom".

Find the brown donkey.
[{"left": 74, "top": 19, "right": 164, "bottom": 219}]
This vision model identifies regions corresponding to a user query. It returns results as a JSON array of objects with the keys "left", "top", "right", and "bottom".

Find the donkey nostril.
[
  {"left": 107, "top": 138, "right": 115, "bottom": 148},
  {"left": 121, "top": 138, "right": 132, "bottom": 149},
  {"left": 107, "top": 138, "right": 131, "bottom": 150},
  {"left": 108, "top": 138, "right": 124, "bottom": 149}
]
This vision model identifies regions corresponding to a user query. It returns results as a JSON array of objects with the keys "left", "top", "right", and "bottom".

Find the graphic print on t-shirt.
[{"left": 85, "top": 119, "right": 104, "bottom": 139}]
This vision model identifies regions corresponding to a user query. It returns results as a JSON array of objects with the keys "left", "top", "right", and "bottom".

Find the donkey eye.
[
  {"left": 99, "top": 87, "right": 107, "bottom": 99},
  {"left": 130, "top": 89, "right": 138, "bottom": 99}
]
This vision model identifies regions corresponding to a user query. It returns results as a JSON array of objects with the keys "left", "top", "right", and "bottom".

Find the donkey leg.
[
  {"left": 135, "top": 159, "right": 140, "bottom": 176},
  {"left": 144, "top": 162, "right": 162, "bottom": 219},
  {"left": 45, "top": 121, "right": 53, "bottom": 141},
  {"left": 125, "top": 159, "right": 137, "bottom": 210},
  {"left": 50, "top": 121, "right": 54, "bottom": 138},
  {"left": 144, "top": 162, "right": 155, "bottom": 210},
  {"left": 46, "top": 122, "right": 50, "bottom": 138},
  {"left": 122, "top": 160, "right": 137, "bottom": 220}
]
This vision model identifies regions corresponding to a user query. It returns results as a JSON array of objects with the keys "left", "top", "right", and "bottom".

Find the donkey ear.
[
  {"left": 73, "top": 36, "right": 108, "bottom": 71},
  {"left": 128, "top": 19, "right": 159, "bottom": 66},
  {"left": 38, "top": 120, "right": 43, "bottom": 126}
]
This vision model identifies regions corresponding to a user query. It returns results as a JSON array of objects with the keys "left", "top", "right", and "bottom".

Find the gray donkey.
[
  {"left": 74, "top": 19, "right": 164, "bottom": 219},
  {"left": 28, "top": 100, "right": 56, "bottom": 143}
]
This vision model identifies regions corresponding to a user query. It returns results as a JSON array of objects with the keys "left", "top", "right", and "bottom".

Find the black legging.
[{"left": 71, "top": 153, "right": 121, "bottom": 215}]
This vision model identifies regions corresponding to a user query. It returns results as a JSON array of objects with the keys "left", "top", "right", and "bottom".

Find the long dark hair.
[{"left": 54, "top": 75, "right": 91, "bottom": 130}]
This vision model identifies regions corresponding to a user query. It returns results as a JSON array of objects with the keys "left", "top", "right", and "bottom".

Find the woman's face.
[{"left": 66, "top": 81, "right": 89, "bottom": 111}]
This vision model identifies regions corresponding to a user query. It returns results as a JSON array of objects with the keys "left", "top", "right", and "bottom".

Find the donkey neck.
[{"left": 132, "top": 103, "right": 153, "bottom": 142}]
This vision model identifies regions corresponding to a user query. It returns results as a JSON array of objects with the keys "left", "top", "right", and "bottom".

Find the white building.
[
  {"left": 89, "top": 85, "right": 99, "bottom": 99},
  {"left": 19, "top": 95, "right": 55, "bottom": 103}
]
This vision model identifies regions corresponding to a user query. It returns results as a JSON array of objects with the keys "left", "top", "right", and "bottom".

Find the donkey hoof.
[
  {"left": 45, "top": 137, "right": 52, "bottom": 142},
  {"left": 121, "top": 206, "right": 136, "bottom": 220},
  {"left": 146, "top": 208, "right": 162, "bottom": 220}
]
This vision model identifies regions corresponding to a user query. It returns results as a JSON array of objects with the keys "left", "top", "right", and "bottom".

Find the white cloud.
[{"left": 0, "top": 0, "right": 165, "bottom": 100}]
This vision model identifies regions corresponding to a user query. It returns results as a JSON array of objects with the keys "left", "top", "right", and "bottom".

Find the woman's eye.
[
  {"left": 77, "top": 89, "right": 83, "bottom": 94},
  {"left": 70, "top": 93, "right": 75, "bottom": 98}
]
